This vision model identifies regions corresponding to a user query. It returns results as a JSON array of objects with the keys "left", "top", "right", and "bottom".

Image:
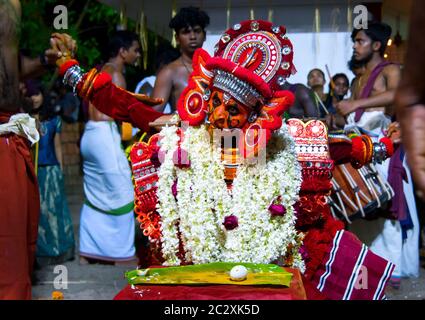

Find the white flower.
[{"left": 155, "top": 124, "right": 304, "bottom": 268}]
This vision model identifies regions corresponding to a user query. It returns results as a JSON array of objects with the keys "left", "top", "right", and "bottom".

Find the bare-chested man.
[
  {"left": 79, "top": 31, "right": 141, "bottom": 265},
  {"left": 336, "top": 22, "right": 400, "bottom": 123},
  {"left": 88, "top": 30, "right": 140, "bottom": 122},
  {"left": 338, "top": 22, "right": 420, "bottom": 284},
  {"left": 151, "top": 6, "right": 210, "bottom": 113},
  {"left": 0, "top": 0, "right": 75, "bottom": 299}
]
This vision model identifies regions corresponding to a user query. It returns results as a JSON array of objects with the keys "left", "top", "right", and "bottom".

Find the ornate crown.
[
  {"left": 212, "top": 69, "right": 264, "bottom": 108},
  {"left": 177, "top": 20, "right": 296, "bottom": 158}
]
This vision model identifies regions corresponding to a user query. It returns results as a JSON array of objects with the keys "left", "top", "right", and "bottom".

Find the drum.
[{"left": 327, "top": 162, "right": 394, "bottom": 223}]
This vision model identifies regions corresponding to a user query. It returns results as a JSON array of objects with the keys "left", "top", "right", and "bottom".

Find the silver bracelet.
[
  {"left": 63, "top": 65, "right": 84, "bottom": 94},
  {"left": 372, "top": 141, "right": 387, "bottom": 164}
]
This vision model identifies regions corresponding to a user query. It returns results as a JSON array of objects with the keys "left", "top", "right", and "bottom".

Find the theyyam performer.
[{"left": 58, "top": 20, "right": 396, "bottom": 300}]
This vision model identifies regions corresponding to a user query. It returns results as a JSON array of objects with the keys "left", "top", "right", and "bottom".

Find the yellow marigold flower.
[{"left": 52, "top": 291, "right": 64, "bottom": 300}]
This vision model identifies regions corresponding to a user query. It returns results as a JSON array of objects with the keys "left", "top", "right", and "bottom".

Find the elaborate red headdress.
[{"left": 177, "top": 20, "right": 296, "bottom": 157}]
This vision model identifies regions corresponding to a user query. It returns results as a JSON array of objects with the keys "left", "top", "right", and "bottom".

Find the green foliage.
[
  {"left": 19, "top": 0, "right": 121, "bottom": 68},
  {"left": 18, "top": 0, "right": 173, "bottom": 90}
]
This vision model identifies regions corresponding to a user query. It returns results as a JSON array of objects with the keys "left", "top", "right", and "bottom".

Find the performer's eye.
[
  {"left": 213, "top": 95, "right": 221, "bottom": 107},
  {"left": 227, "top": 105, "right": 239, "bottom": 116}
]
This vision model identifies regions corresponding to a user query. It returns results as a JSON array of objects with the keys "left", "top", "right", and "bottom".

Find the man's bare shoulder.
[
  {"left": 101, "top": 64, "right": 124, "bottom": 85},
  {"left": 383, "top": 63, "right": 401, "bottom": 75},
  {"left": 101, "top": 63, "right": 116, "bottom": 75},
  {"left": 156, "top": 61, "right": 181, "bottom": 81},
  {"left": 160, "top": 59, "right": 183, "bottom": 74}
]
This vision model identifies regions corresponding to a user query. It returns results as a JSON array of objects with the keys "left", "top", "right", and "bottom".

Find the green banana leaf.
[{"left": 126, "top": 262, "right": 293, "bottom": 287}]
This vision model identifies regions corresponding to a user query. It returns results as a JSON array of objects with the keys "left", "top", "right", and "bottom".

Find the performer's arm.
[{"left": 79, "top": 70, "right": 164, "bottom": 132}]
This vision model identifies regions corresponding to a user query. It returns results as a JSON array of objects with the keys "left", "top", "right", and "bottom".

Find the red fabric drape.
[
  {"left": 89, "top": 81, "right": 163, "bottom": 133},
  {"left": 113, "top": 268, "right": 326, "bottom": 300},
  {"left": 0, "top": 113, "right": 40, "bottom": 299}
]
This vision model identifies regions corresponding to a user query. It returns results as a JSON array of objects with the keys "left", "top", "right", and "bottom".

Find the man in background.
[{"left": 151, "top": 6, "right": 210, "bottom": 113}]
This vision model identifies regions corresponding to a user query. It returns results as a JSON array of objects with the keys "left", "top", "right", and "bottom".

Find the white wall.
[{"left": 203, "top": 31, "right": 355, "bottom": 89}]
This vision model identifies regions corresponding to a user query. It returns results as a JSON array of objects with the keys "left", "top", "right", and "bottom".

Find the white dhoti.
[
  {"left": 79, "top": 121, "right": 135, "bottom": 261},
  {"left": 346, "top": 112, "right": 420, "bottom": 278}
]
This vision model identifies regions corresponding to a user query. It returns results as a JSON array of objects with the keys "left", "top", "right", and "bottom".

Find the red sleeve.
[{"left": 83, "top": 72, "right": 163, "bottom": 132}]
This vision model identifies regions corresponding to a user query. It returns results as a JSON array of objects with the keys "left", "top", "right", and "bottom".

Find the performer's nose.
[{"left": 213, "top": 105, "right": 228, "bottom": 129}]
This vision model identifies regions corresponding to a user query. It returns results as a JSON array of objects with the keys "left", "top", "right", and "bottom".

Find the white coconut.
[{"left": 229, "top": 265, "right": 248, "bottom": 281}]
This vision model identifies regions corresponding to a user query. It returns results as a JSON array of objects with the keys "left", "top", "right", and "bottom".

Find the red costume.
[
  {"left": 0, "top": 112, "right": 40, "bottom": 300},
  {"left": 59, "top": 21, "right": 396, "bottom": 300}
]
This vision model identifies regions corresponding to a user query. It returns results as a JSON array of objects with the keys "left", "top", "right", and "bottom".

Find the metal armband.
[
  {"left": 372, "top": 141, "right": 387, "bottom": 164},
  {"left": 63, "top": 65, "right": 84, "bottom": 94}
]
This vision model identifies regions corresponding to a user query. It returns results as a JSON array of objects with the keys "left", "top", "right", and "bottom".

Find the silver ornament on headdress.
[
  {"left": 277, "top": 76, "right": 286, "bottom": 86},
  {"left": 233, "top": 23, "right": 241, "bottom": 31},
  {"left": 282, "top": 46, "right": 292, "bottom": 55},
  {"left": 272, "top": 26, "right": 280, "bottom": 34},
  {"left": 212, "top": 69, "right": 264, "bottom": 109},
  {"left": 282, "top": 62, "right": 291, "bottom": 70},
  {"left": 223, "top": 92, "right": 232, "bottom": 103},
  {"left": 250, "top": 21, "right": 259, "bottom": 31},
  {"left": 221, "top": 34, "right": 231, "bottom": 43}
]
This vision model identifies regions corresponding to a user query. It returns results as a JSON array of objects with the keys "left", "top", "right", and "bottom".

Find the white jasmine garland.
[
  {"left": 156, "top": 123, "right": 304, "bottom": 270},
  {"left": 156, "top": 126, "right": 181, "bottom": 266}
]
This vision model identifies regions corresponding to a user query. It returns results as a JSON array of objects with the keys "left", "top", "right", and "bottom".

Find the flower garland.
[{"left": 156, "top": 123, "right": 304, "bottom": 270}]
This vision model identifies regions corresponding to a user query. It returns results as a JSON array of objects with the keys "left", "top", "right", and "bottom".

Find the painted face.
[{"left": 208, "top": 91, "right": 251, "bottom": 129}]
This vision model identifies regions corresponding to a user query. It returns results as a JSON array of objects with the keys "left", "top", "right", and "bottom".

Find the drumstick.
[
  {"left": 314, "top": 92, "right": 330, "bottom": 115},
  {"left": 325, "top": 64, "right": 335, "bottom": 92}
]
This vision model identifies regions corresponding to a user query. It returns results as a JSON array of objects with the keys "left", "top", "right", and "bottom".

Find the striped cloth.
[{"left": 311, "top": 230, "right": 395, "bottom": 300}]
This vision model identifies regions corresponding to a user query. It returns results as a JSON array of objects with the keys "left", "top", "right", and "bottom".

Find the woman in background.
[{"left": 26, "top": 80, "right": 75, "bottom": 266}]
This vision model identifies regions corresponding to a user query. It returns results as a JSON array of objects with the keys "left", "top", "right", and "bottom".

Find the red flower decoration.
[
  {"left": 173, "top": 147, "right": 191, "bottom": 169},
  {"left": 172, "top": 179, "right": 178, "bottom": 199},
  {"left": 268, "top": 204, "right": 286, "bottom": 217},
  {"left": 223, "top": 215, "right": 239, "bottom": 230}
]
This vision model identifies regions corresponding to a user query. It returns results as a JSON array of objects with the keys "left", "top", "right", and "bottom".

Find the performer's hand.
[
  {"left": 399, "top": 105, "right": 425, "bottom": 199},
  {"left": 149, "top": 114, "right": 179, "bottom": 131},
  {"left": 386, "top": 122, "right": 402, "bottom": 145},
  {"left": 336, "top": 100, "right": 358, "bottom": 116},
  {"left": 45, "top": 33, "right": 77, "bottom": 67}
]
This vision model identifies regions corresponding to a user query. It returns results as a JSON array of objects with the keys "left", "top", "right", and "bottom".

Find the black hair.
[
  {"left": 332, "top": 73, "right": 349, "bottom": 87},
  {"left": 107, "top": 30, "right": 139, "bottom": 58},
  {"left": 169, "top": 6, "right": 210, "bottom": 33},
  {"left": 307, "top": 68, "right": 326, "bottom": 81},
  {"left": 351, "top": 21, "right": 392, "bottom": 57},
  {"left": 347, "top": 56, "right": 365, "bottom": 72}
]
